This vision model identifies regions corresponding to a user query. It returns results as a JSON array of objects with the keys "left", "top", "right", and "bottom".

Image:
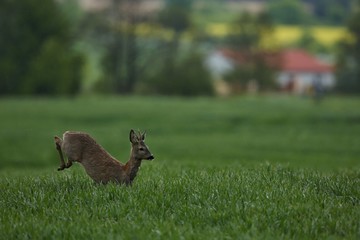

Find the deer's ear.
[
  {"left": 141, "top": 131, "right": 146, "bottom": 141},
  {"left": 129, "top": 129, "right": 138, "bottom": 143}
]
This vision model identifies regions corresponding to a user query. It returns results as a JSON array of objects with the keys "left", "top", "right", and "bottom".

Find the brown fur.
[{"left": 54, "top": 130, "right": 154, "bottom": 185}]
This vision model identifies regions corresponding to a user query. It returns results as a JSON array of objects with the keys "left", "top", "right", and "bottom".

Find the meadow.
[{"left": 0, "top": 96, "right": 359, "bottom": 239}]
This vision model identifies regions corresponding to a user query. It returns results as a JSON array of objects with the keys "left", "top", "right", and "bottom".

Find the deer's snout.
[{"left": 147, "top": 155, "right": 154, "bottom": 160}]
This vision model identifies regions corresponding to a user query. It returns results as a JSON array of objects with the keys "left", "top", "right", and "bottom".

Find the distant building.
[
  {"left": 276, "top": 49, "right": 335, "bottom": 94},
  {"left": 206, "top": 48, "right": 335, "bottom": 95}
]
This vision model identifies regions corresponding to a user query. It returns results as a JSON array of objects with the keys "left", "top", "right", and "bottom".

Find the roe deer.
[{"left": 54, "top": 130, "right": 154, "bottom": 185}]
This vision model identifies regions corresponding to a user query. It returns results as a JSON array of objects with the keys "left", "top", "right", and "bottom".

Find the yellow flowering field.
[{"left": 206, "top": 24, "right": 348, "bottom": 47}]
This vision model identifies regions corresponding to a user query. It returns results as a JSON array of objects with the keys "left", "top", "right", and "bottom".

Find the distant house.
[
  {"left": 205, "top": 48, "right": 335, "bottom": 95},
  {"left": 276, "top": 49, "right": 335, "bottom": 94}
]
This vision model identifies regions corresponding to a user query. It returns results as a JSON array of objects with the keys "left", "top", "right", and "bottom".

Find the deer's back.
[
  {"left": 62, "top": 131, "right": 101, "bottom": 160},
  {"left": 62, "top": 131, "right": 125, "bottom": 183}
]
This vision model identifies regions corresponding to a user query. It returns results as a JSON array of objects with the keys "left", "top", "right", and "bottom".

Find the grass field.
[{"left": 0, "top": 96, "right": 359, "bottom": 239}]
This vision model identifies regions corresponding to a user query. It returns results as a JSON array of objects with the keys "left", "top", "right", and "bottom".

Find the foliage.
[
  {"left": 100, "top": 28, "right": 126, "bottom": 94},
  {"left": 227, "top": 12, "right": 274, "bottom": 51},
  {"left": 0, "top": 96, "right": 359, "bottom": 239},
  {"left": 74, "top": 0, "right": 213, "bottom": 96},
  {"left": 157, "top": 0, "right": 192, "bottom": 57},
  {"left": 191, "top": 0, "right": 351, "bottom": 27},
  {"left": 153, "top": 0, "right": 213, "bottom": 96},
  {"left": 336, "top": 1, "right": 360, "bottom": 94},
  {"left": 159, "top": 1, "right": 192, "bottom": 33},
  {"left": 193, "top": 0, "right": 350, "bottom": 27},
  {"left": 266, "top": 0, "right": 350, "bottom": 25},
  {"left": 303, "top": 0, "right": 350, "bottom": 25},
  {"left": 225, "top": 12, "right": 276, "bottom": 92},
  {"left": 224, "top": 67, "right": 253, "bottom": 87},
  {"left": 22, "top": 39, "right": 83, "bottom": 95},
  {"left": 88, "top": 0, "right": 141, "bottom": 94},
  {"left": 224, "top": 53, "right": 277, "bottom": 93},
  {"left": 149, "top": 53, "right": 213, "bottom": 96},
  {"left": 294, "top": 27, "right": 330, "bottom": 53},
  {"left": 0, "top": 0, "right": 84, "bottom": 95},
  {"left": 268, "top": 0, "right": 311, "bottom": 25},
  {"left": 192, "top": 1, "right": 236, "bottom": 28}
]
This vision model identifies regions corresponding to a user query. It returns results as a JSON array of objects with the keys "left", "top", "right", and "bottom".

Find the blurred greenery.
[
  {"left": 146, "top": 51, "right": 213, "bottom": 96},
  {"left": 268, "top": 0, "right": 311, "bottom": 25},
  {"left": 336, "top": 0, "right": 360, "bottom": 94},
  {"left": 0, "top": 0, "right": 84, "bottom": 95},
  {"left": 0, "top": 0, "right": 358, "bottom": 96},
  {"left": 224, "top": 12, "right": 277, "bottom": 91},
  {"left": 303, "top": 0, "right": 350, "bottom": 25},
  {"left": 22, "top": 39, "right": 83, "bottom": 95}
]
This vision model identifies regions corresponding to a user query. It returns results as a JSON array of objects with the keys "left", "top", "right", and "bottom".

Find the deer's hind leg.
[{"left": 54, "top": 136, "right": 72, "bottom": 171}]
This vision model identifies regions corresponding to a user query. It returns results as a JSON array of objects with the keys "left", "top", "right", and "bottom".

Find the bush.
[
  {"left": 149, "top": 53, "right": 213, "bottom": 96},
  {"left": 22, "top": 39, "right": 84, "bottom": 95},
  {"left": 0, "top": 0, "right": 84, "bottom": 95}
]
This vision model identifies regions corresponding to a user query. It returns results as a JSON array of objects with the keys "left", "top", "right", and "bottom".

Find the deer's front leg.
[{"left": 54, "top": 136, "right": 66, "bottom": 171}]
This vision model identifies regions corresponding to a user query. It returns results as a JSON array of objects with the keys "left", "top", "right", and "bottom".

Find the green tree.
[
  {"left": 227, "top": 12, "right": 273, "bottom": 52},
  {"left": 296, "top": 28, "right": 328, "bottom": 53},
  {"left": 304, "top": 0, "right": 350, "bottom": 25},
  {"left": 89, "top": 0, "right": 152, "bottom": 94},
  {"left": 150, "top": 0, "right": 211, "bottom": 96},
  {"left": 0, "top": 0, "right": 83, "bottom": 95},
  {"left": 159, "top": 0, "right": 192, "bottom": 34},
  {"left": 336, "top": 1, "right": 360, "bottom": 94},
  {"left": 268, "top": 0, "right": 311, "bottom": 25},
  {"left": 157, "top": 0, "right": 192, "bottom": 73},
  {"left": 225, "top": 12, "right": 277, "bottom": 92},
  {"left": 152, "top": 53, "right": 213, "bottom": 96},
  {"left": 22, "top": 39, "right": 83, "bottom": 95}
]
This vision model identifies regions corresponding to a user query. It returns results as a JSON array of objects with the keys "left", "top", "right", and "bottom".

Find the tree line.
[
  {"left": 0, "top": 0, "right": 359, "bottom": 96},
  {"left": 268, "top": 0, "right": 351, "bottom": 25},
  {"left": 0, "top": 0, "right": 214, "bottom": 96}
]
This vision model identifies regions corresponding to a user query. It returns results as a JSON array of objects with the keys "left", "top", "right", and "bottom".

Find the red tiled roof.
[
  {"left": 219, "top": 48, "right": 334, "bottom": 73},
  {"left": 279, "top": 49, "right": 333, "bottom": 73}
]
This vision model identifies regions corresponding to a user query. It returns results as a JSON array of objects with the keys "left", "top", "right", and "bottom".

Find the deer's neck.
[{"left": 124, "top": 157, "right": 142, "bottom": 183}]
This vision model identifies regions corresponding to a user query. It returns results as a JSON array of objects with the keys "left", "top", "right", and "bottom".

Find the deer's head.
[{"left": 129, "top": 129, "right": 154, "bottom": 161}]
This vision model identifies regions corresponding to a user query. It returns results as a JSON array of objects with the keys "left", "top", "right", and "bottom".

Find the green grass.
[{"left": 0, "top": 96, "right": 359, "bottom": 239}]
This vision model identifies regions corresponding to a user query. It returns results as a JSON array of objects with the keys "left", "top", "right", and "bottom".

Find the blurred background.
[
  {"left": 1, "top": 0, "right": 360, "bottom": 97},
  {"left": 0, "top": 0, "right": 359, "bottom": 171}
]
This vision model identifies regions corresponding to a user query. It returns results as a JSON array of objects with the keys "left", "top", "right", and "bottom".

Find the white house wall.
[
  {"left": 277, "top": 71, "right": 336, "bottom": 93},
  {"left": 205, "top": 51, "right": 234, "bottom": 79}
]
